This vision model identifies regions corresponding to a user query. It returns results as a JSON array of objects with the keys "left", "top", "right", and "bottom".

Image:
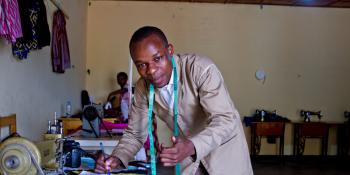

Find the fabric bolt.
[
  {"left": 51, "top": 9, "right": 70, "bottom": 73},
  {"left": 12, "top": 0, "right": 50, "bottom": 59},
  {"left": 0, "top": 0, "right": 23, "bottom": 43}
]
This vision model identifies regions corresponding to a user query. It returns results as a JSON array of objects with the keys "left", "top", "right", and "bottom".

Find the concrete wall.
[
  {"left": 86, "top": 1, "right": 350, "bottom": 155},
  {"left": 0, "top": 0, "right": 88, "bottom": 141}
]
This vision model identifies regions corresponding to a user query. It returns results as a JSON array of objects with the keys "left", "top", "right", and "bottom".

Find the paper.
[
  {"left": 79, "top": 171, "right": 112, "bottom": 175},
  {"left": 79, "top": 171, "right": 101, "bottom": 175},
  {"left": 78, "top": 170, "right": 142, "bottom": 175}
]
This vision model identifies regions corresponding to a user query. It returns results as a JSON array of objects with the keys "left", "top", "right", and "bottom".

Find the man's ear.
[{"left": 167, "top": 44, "right": 174, "bottom": 55}]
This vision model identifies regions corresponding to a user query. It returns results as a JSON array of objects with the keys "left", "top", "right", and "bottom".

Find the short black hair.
[
  {"left": 129, "top": 26, "right": 168, "bottom": 53},
  {"left": 117, "top": 72, "right": 128, "bottom": 79}
]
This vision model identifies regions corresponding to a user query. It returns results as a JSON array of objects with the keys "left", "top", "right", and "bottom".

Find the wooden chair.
[{"left": 0, "top": 114, "right": 17, "bottom": 139}]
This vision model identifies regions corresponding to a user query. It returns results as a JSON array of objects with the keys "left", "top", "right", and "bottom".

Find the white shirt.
[{"left": 158, "top": 69, "right": 175, "bottom": 109}]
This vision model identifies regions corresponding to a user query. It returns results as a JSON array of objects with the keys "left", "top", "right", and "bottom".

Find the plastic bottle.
[
  {"left": 51, "top": 112, "right": 59, "bottom": 134},
  {"left": 47, "top": 120, "right": 52, "bottom": 134},
  {"left": 54, "top": 112, "right": 58, "bottom": 125},
  {"left": 66, "top": 101, "right": 72, "bottom": 117},
  {"left": 59, "top": 122, "right": 63, "bottom": 135}
]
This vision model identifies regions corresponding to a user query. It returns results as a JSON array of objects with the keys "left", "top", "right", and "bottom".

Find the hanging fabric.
[
  {"left": 51, "top": 9, "right": 70, "bottom": 73},
  {"left": 12, "top": 0, "right": 50, "bottom": 59},
  {"left": 48, "top": 0, "right": 69, "bottom": 19},
  {"left": 0, "top": 0, "right": 23, "bottom": 43}
]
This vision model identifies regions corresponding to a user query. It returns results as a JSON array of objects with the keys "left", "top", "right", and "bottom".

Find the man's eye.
[
  {"left": 137, "top": 63, "right": 146, "bottom": 69},
  {"left": 154, "top": 56, "right": 162, "bottom": 62}
]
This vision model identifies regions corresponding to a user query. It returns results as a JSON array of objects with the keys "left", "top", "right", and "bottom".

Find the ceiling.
[{"left": 111, "top": 0, "right": 350, "bottom": 8}]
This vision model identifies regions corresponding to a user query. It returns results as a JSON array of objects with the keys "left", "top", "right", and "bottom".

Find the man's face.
[
  {"left": 131, "top": 34, "right": 173, "bottom": 88},
  {"left": 117, "top": 76, "right": 127, "bottom": 88}
]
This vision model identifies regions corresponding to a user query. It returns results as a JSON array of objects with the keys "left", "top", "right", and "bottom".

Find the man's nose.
[{"left": 146, "top": 63, "right": 157, "bottom": 76}]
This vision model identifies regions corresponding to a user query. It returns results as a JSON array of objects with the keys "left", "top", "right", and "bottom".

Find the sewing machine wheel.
[{"left": 0, "top": 137, "right": 41, "bottom": 175}]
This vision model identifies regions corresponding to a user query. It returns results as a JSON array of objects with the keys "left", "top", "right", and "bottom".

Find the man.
[
  {"left": 95, "top": 26, "right": 253, "bottom": 175},
  {"left": 106, "top": 72, "right": 129, "bottom": 121},
  {"left": 107, "top": 72, "right": 128, "bottom": 108}
]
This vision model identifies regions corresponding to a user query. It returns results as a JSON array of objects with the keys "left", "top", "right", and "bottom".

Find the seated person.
[{"left": 106, "top": 72, "right": 129, "bottom": 122}]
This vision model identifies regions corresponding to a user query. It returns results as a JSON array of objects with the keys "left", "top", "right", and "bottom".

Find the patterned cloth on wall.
[
  {"left": 12, "top": 0, "right": 50, "bottom": 59},
  {"left": 51, "top": 10, "right": 70, "bottom": 73},
  {"left": 0, "top": 0, "right": 23, "bottom": 43}
]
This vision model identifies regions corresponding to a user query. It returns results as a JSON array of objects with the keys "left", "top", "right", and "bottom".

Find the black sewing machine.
[
  {"left": 62, "top": 140, "right": 90, "bottom": 168},
  {"left": 255, "top": 109, "right": 277, "bottom": 122},
  {"left": 300, "top": 110, "right": 322, "bottom": 122},
  {"left": 345, "top": 111, "right": 350, "bottom": 123}
]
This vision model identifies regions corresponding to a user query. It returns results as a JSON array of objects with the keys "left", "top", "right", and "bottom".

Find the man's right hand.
[{"left": 94, "top": 153, "right": 121, "bottom": 173}]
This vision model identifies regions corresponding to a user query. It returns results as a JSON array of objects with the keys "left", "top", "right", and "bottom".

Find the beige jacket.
[{"left": 112, "top": 54, "right": 253, "bottom": 175}]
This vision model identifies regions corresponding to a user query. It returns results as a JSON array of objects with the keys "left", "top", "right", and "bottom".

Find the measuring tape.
[{"left": 148, "top": 56, "right": 180, "bottom": 175}]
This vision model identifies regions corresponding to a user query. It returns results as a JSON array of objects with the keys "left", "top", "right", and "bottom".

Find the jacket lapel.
[{"left": 174, "top": 55, "right": 186, "bottom": 136}]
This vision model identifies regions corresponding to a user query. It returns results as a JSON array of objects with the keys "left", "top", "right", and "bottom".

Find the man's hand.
[
  {"left": 94, "top": 153, "right": 121, "bottom": 173},
  {"left": 159, "top": 136, "right": 196, "bottom": 167}
]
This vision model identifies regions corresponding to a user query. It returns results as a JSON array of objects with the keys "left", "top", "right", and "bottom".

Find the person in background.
[
  {"left": 95, "top": 26, "right": 253, "bottom": 175},
  {"left": 106, "top": 72, "right": 129, "bottom": 122}
]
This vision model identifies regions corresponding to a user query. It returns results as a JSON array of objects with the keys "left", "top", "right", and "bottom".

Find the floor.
[
  {"left": 158, "top": 156, "right": 350, "bottom": 175},
  {"left": 252, "top": 156, "right": 350, "bottom": 175}
]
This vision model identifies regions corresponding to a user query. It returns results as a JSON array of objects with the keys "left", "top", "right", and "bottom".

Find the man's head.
[
  {"left": 129, "top": 26, "right": 174, "bottom": 88},
  {"left": 117, "top": 72, "right": 128, "bottom": 88}
]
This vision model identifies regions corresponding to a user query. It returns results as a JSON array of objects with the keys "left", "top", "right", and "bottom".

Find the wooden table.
[
  {"left": 60, "top": 117, "right": 117, "bottom": 136},
  {"left": 293, "top": 122, "right": 330, "bottom": 156},
  {"left": 251, "top": 122, "right": 286, "bottom": 156},
  {"left": 68, "top": 130, "right": 121, "bottom": 155},
  {"left": 337, "top": 122, "right": 350, "bottom": 156}
]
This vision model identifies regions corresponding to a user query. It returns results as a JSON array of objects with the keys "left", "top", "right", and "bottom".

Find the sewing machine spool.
[{"left": 0, "top": 137, "right": 41, "bottom": 175}]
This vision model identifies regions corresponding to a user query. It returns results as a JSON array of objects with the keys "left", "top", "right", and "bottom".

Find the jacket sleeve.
[
  {"left": 188, "top": 64, "right": 239, "bottom": 162},
  {"left": 111, "top": 80, "right": 149, "bottom": 167}
]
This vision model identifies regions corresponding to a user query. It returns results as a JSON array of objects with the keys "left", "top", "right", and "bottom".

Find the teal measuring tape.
[
  {"left": 147, "top": 56, "right": 180, "bottom": 175},
  {"left": 148, "top": 83, "right": 156, "bottom": 175},
  {"left": 172, "top": 57, "right": 181, "bottom": 175}
]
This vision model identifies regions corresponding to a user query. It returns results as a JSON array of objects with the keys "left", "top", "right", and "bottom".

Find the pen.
[{"left": 100, "top": 142, "right": 110, "bottom": 175}]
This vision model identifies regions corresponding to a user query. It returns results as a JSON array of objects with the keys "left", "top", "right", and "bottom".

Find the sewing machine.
[
  {"left": 255, "top": 109, "right": 277, "bottom": 122},
  {"left": 0, "top": 134, "right": 97, "bottom": 175},
  {"left": 0, "top": 136, "right": 45, "bottom": 175},
  {"left": 82, "top": 104, "right": 112, "bottom": 138},
  {"left": 300, "top": 110, "right": 322, "bottom": 122}
]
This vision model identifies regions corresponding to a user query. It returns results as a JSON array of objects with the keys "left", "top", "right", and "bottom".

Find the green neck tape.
[{"left": 148, "top": 56, "right": 180, "bottom": 175}]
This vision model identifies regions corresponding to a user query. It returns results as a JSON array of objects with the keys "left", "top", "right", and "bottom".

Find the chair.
[{"left": 0, "top": 114, "right": 17, "bottom": 139}]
